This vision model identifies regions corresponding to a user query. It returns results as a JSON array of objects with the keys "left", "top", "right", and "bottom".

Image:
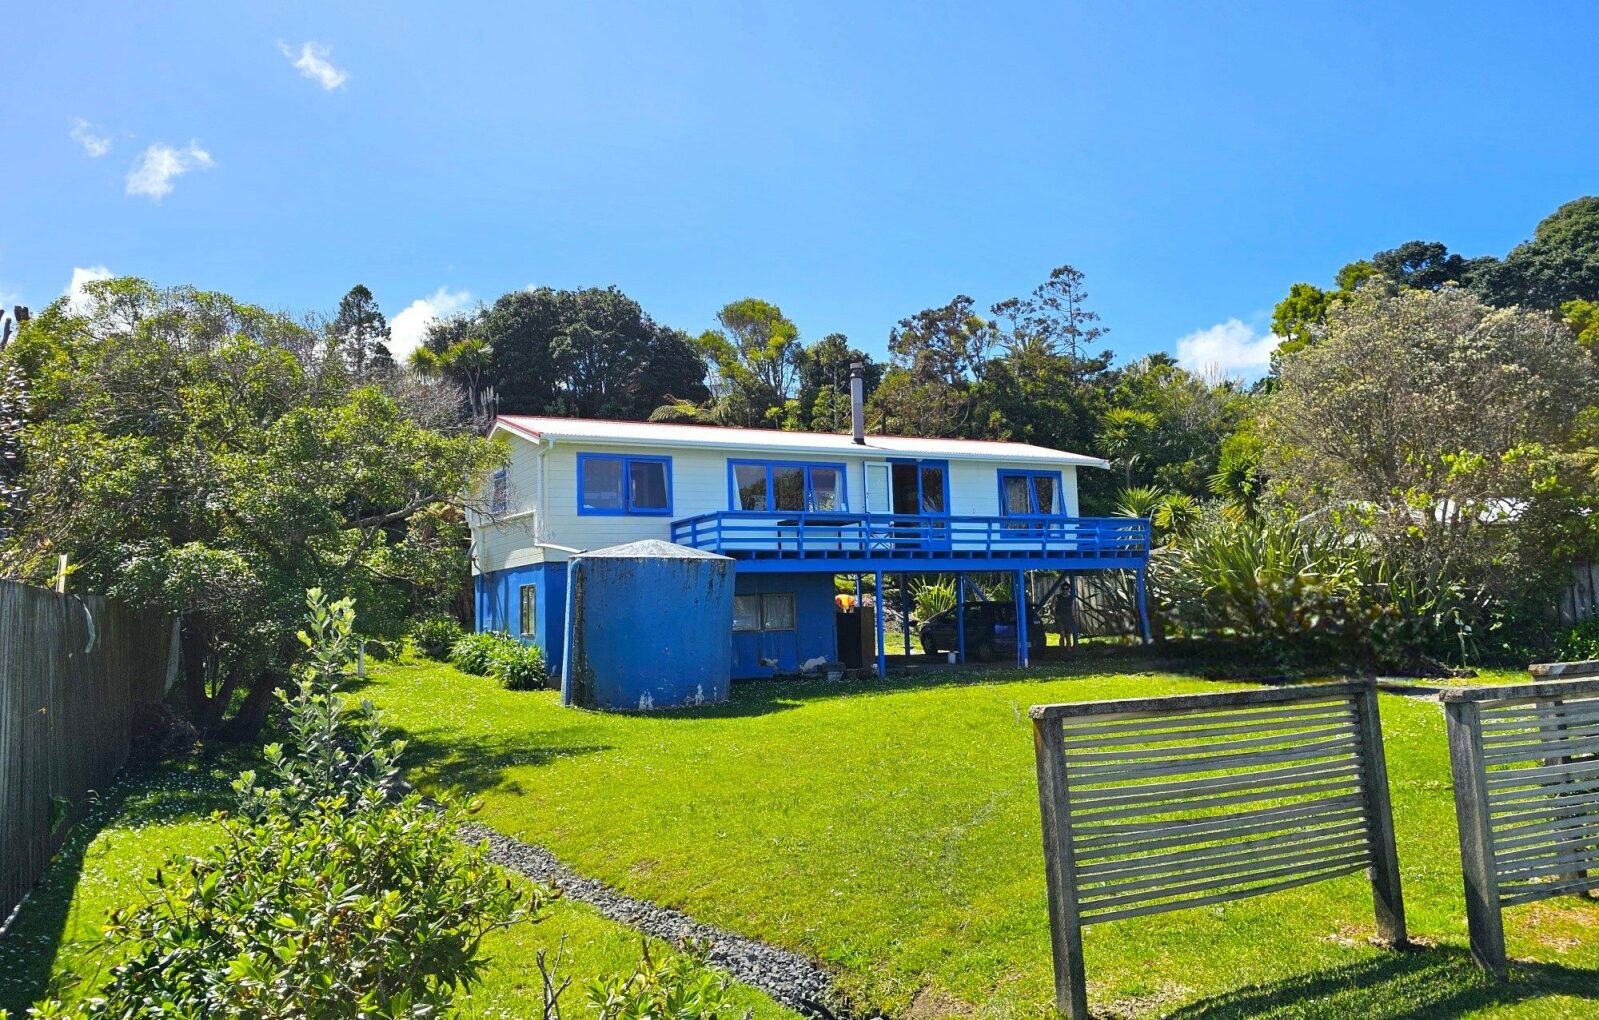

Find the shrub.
[
  {"left": 1152, "top": 506, "right": 1476, "bottom": 671},
  {"left": 587, "top": 941, "right": 751, "bottom": 1020},
  {"left": 31, "top": 590, "right": 536, "bottom": 1020},
  {"left": 1556, "top": 618, "right": 1599, "bottom": 662},
  {"left": 912, "top": 577, "right": 956, "bottom": 624},
  {"left": 488, "top": 638, "right": 550, "bottom": 691},
  {"left": 450, "top": 630, "right": 508, "bottom": 675},
  {"left": 412, "top": 615, "right": 464, "bottom": 660}
]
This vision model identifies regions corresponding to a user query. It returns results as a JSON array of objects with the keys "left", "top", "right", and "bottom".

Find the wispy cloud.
[
  {"left": 69, "top": 117, "right": 112, "bottom": 158},
  {"left": 125, "top": 141, "right": 215, "bottom": 200},
  {"left": 389, "top": 288, "right": 472, "bottom": 361},
  {"left": 1174, "top": 318, "right": 1281, "bottom": 378},
  {"left": 279, "top": 41, "right": 349, "bottom": 90},
  {"left": 65, "top": 266, "right": 114, "bottom": 313}
]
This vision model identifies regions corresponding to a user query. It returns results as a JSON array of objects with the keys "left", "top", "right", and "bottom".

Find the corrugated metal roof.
[{"left": 491, "top": 415, "right": 1110, "bottom": 468}]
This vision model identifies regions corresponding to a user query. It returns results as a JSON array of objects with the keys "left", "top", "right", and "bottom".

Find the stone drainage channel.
[{"left": 460, "top": 823, "right": 874, "bottom": 1020}]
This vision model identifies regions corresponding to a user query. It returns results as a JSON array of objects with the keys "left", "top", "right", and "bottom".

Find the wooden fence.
[
  {"left": 0, "top": 581, "right": 176, "bottom": 922},
  {"left": 1029, "top": 681, "right": 1407, "bottom": 1019},
  {"left": 1442, "top": 661, "right": 1599, "bottom": 977}
]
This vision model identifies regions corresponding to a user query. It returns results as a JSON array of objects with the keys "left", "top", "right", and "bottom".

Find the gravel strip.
[{"left": 459, "top": 822, "right": 865, "bottom": 1019}]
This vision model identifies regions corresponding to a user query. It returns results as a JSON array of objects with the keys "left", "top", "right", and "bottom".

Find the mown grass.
[
  {"left": 360, "top": 652, "right": 1599, "bottom": 1019},
  {"left": 0, "top": 753, "right": 797, "bottom": 1019}
]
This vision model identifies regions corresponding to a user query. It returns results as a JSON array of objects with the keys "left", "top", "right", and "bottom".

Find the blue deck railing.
[{"left": 669, "top": 511, "right": 1150, "bottom": 569}]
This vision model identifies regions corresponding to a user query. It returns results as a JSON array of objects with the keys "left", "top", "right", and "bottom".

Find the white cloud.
[
  {"left": 279, "top": 41, "right": 349, "bottom": 90},
  {"left": 1174, "top": 318, "right": 1281, "bottom": 378},
  {"left": 69, "top": 117, "right": 111, "bottom": 158},
  {"left": 65, "top": 266, "right": 114, "bottom": 313},
  {"left": 389, "top": 288, "right": 473, "bottom": 361},
  {"left": 125, "top": 141, "right": 215, "bottom": 200}
]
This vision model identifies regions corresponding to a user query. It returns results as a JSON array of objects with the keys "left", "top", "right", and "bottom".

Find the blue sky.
[{"left": 5, "top": 2, "right": 1597, "bottom": 376}]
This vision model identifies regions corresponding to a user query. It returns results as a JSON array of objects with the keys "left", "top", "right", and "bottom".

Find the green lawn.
[
  {"left": 0, "top": 754, "right": 797, "bottom": 1019},
  {"left": 360, "top": 653, "right": 1599, "bottom": 1019}
]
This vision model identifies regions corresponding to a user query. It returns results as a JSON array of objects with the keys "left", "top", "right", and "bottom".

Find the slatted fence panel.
[
  {"left": 1442, "top": 665, "right": 1599, "bottom": 977},
  {"left": 1030, "top": 681, "right": 1406, "bottom": 1018},
  {"left": 0, "top": 581, "right": 175, "bottom": 923}
]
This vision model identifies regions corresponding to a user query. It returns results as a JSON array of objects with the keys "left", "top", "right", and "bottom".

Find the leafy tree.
[
  {"left": 1563, "top": 298, "right": 1599, "bottom": 350},
  {"left": 1, "top": 278, "right": 497, "bottom": 737},
  {"left": 477, "top": 286, "right": 706, "bottom": 421},
  {"left": 330, "top": 284, "right": 394, "bottom": 378},
  {"left": 1370, "top": 241, "right": 1470, "bottom": 290},
  {"left": 1265, "top": 285, "right": 1597, "bottom": 603},
  {"left": 1104, "top": 356, "right": 1252, "bottom": 497},
  {"left": 874, "top": 295, "right": 995, "bottom": 436},
  {"left": 1474, "top": 196, "right": 1599, "bottom": 309},
  {"left": 1097, "top": 408, "right": 1158, "bottom": 488},
  {"left": 794, "top": 333, "right": 881, "bottom": 432},
  {"left": 1270, "top": 282, "right": 1335, "bottom": 359},
  {"left": 990, "top": 264, "right": 1111, "bottom": 379},
  {"left": 0, "top": 364, "right": 26, "bottom": 544},
  {"left": 696, "top": 298, "right": 803, "bottom": 427}
]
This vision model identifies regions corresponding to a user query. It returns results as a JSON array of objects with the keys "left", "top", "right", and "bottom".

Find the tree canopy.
[{"left": 1, "top": 278, "right": 497, "bottom": 736}]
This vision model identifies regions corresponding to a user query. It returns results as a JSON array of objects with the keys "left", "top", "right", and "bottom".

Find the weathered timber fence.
[
  {"left": 1029, "top": 680, "right": 1407, "bottom": 1019},
  {"left": 1442, "top": 660, "right": 1599, "bottom": 977},
  {"left": 0, "top": 581, "right": 175, "bottom": 921}
]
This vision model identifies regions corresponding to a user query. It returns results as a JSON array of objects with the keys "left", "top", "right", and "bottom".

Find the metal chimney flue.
[{"left": 849, "top": 362, "right": 865, "bottom": 444}]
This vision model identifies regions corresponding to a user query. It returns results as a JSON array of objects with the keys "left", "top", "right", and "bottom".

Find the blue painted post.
[
  {"left": 1016, "top": 568, "right": 1030, "bottom": 668},
  {"left": 875, "top": 570, "right": 887, "bottom": 677},
  {"left": 956, "top": 575, "right": 967, "bottom": 664},
  {"left": 901, "top": 574, "right": 911, "bottom": 658},
  {"left": 1135, "top": 565, "right": 1152, "bottom": 645}
]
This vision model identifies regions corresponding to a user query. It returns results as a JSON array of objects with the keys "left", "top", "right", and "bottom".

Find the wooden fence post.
[
  {"left": 1353, "top": 681, "right": 1407, "bottom": 946},
  {"left": 1445, "top": 699, "right": 1507, "bottom": 978},
  {"left": 1032, "top": 715, "right": 1088, "bottom": 1019}
]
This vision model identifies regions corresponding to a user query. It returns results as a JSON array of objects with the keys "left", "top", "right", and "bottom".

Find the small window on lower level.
[
  {"left": 732, "top": 593, "right": 795, "bottom": 632},
  {"left": 520, "top": 584, "right": 537, "bottom": 638}
]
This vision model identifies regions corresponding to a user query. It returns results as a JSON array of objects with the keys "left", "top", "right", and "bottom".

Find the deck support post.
[
  {"left": 956, "top": 575, "right": 966, "bottom": 664},
  {"left": 874, "top": 570, "right": 886, "bottom": 678},
  {"left": 1016, "top": 568, "right": 1030, "bottom": 668},
  {"left": 1135, "top": 565, "right": 1152, "bottom": 645},
  {"left": 901, "top": 574, "right": 911, "bottom": 658}
]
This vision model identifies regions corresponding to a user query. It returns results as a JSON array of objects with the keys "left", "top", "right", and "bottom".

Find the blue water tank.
[{"left": 561, "top": 540, "right": 736, "bottom": 710}]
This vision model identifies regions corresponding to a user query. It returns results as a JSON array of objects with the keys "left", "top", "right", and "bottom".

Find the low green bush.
[
  {"left": 488, "top": 638, "right": 550, "bottom": 691},
  {"left": 1556, "top": 618, "right": 1599, "bottom": 662},
  {"left": 587, "top": 941, "right": 750, "bottom": 1020},
  {"left": 451, "top": 630, "right": 549, "bottom": 689},
  {"left": 411, "top": 615, "right": 464, "bottom": 660},
  {"left": 449, "top": 630, "right": 507, "bottom": 676}
]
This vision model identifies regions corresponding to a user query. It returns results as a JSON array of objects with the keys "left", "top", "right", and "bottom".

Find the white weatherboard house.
[{"left": 470, "top": 396, "right": 1151, "bottom": 683}]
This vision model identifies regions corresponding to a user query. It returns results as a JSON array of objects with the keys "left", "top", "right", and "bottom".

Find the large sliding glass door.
[{"left": 865, "top": 459, "right": 949, "bottom": 550}]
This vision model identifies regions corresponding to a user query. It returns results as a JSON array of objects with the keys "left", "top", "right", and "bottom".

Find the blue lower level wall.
[
  {"left": 474, "top": 562, "right": 568, "bottom": 675},
  {"left": 476, "top": 563, "right": 835, "bottom": 684},
  {"left": 730, "top": 573, "right": 837, "bottom": 679}
]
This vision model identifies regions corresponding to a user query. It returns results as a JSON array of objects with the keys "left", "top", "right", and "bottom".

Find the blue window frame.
[
  {"left": 998, "top": 470, "right": 1065, "bottom": 516},
  {"left": 727, "top": 459, "right": 848, "bottom": 513},
  {"left": 577, "top": 453, "right": 673, "bottom": 515}
]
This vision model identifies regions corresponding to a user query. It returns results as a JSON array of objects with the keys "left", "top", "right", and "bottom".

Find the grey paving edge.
[{"left": 458, "top": 822, "right": 865, "bottom": 1019}]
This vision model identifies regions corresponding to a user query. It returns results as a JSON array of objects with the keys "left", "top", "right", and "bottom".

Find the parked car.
[{"left": 918, "top": 601, "right": 1046, "bottom": 661}]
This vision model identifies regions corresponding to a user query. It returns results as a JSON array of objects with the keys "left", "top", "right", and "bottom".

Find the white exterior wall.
[{"left": 471, "top": 433, "right": 1084, "bottom": 574}]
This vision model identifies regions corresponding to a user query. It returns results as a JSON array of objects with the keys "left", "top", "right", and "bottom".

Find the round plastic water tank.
[{"left": 561, "top": 540, "right": 735, "bottom": 710}]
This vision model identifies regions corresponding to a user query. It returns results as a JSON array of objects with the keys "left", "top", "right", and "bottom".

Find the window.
[
  {"left": 577, "top": 454, "right": 672, "bottom": 515},
  {"left": 490, "top": 469, "right": 509, "bottom": 513},
  {"left": 733, "top": 593, "right": 796, "bottom": 632},
  {"left": 728, "top": 461, "right": 847, "bottom": 512},
  {"left": 519, "top": 584, "right": 537, "bottom": 638},
  {"left": 998, "top": 471, "right": 1064, "bottom": 515}
]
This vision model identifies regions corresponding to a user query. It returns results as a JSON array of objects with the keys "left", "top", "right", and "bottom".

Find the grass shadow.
[
  {"left": 385, "top": 725, "right": 613, "bottom": 797},
  {"left": 0, "top": 754, "right": 238, "bottom": 1014},
  {"left": 1164, "top": 945, "right": 1599, "bottom": 1020}
]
